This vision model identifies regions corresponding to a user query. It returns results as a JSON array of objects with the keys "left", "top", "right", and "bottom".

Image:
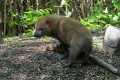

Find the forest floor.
[{"left": 0, "top": 35, "right": 120, "bottom": 80}]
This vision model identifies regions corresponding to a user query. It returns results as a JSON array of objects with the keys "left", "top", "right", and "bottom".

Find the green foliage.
[
  {"left": 21, "top": 8, "right": 53, "bottom": 26},
  {"left": 81, "top": 0, "right": 120, "bottom": 32},
  {"left": 8, "top": 8, "right": 54, "bottom": 36},
  {"left": 21, "top": 8, "right": 53, "bottom": 36},
  {"left": 80, "top": 19, "right": 101, "bottom": 31},
  {"left": 112, "top": 0, "right": 120, "bottom": 10},
  {"left": 9, "top": 8, "right": 53, "bottom": 27},
  {"left": 8, "top": 12, "right": 19, "bottom": 28},
  {"left": 22, "top": 29, "right": 33, "bottom": 37}
]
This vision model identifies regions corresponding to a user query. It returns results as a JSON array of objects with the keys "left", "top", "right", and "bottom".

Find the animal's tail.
[{"left": 89, "top": 54, "right": 120, "bottom": 76}]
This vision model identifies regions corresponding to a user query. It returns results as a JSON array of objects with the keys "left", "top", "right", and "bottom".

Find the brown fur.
[
  {"left": 34, "top": 15, "right": 120, "bottom": 76},
  {"left": 34, "top": 15, "right": 92, "bottom": 66}
]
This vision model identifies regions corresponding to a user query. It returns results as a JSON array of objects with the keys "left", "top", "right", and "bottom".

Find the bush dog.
[{"left": 34, "top": 15, "right": 120, "bottom": 76}]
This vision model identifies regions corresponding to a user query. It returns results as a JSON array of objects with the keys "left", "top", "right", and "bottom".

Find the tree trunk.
[{"left": 3, "top": 0, "right": 7, "bottom": 36}]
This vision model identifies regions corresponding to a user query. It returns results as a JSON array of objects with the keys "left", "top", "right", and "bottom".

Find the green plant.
[
  {"left": 22, "top": 29, "right": 33, "bottom": 37},
  {"left": 8, "top": 8, "right": 54, "bottom": 36},
  {"left": 112, "top": 0, "right": 120, "bottom": 11},
  {"left": 21, "top": 8, "right": 53, "bottom": 26},
  {"left": 81, "top": 0, "right": 120, "bottom": 32}
]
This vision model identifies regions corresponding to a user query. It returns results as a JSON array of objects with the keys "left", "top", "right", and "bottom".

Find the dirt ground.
[{"left": 0, "top": 35, "right": 120, "bottom": 80}]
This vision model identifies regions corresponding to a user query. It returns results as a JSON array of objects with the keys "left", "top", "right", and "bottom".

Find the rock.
[{"left": 103, "top": 24, "right": 120, "bottom": 55}]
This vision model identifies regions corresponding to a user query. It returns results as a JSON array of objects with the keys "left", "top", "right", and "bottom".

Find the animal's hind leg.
[{"left": 66, "top": 46, "right": 81, "bottom": 67}]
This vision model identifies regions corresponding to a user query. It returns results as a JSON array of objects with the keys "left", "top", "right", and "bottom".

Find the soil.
[{"left": 0, "top": 35, "right": 120, "bottom": 80}]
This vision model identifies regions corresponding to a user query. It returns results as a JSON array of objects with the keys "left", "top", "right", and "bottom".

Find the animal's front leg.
[{"left": 54, "top": 42, "right": 69, "bottom": 59}]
